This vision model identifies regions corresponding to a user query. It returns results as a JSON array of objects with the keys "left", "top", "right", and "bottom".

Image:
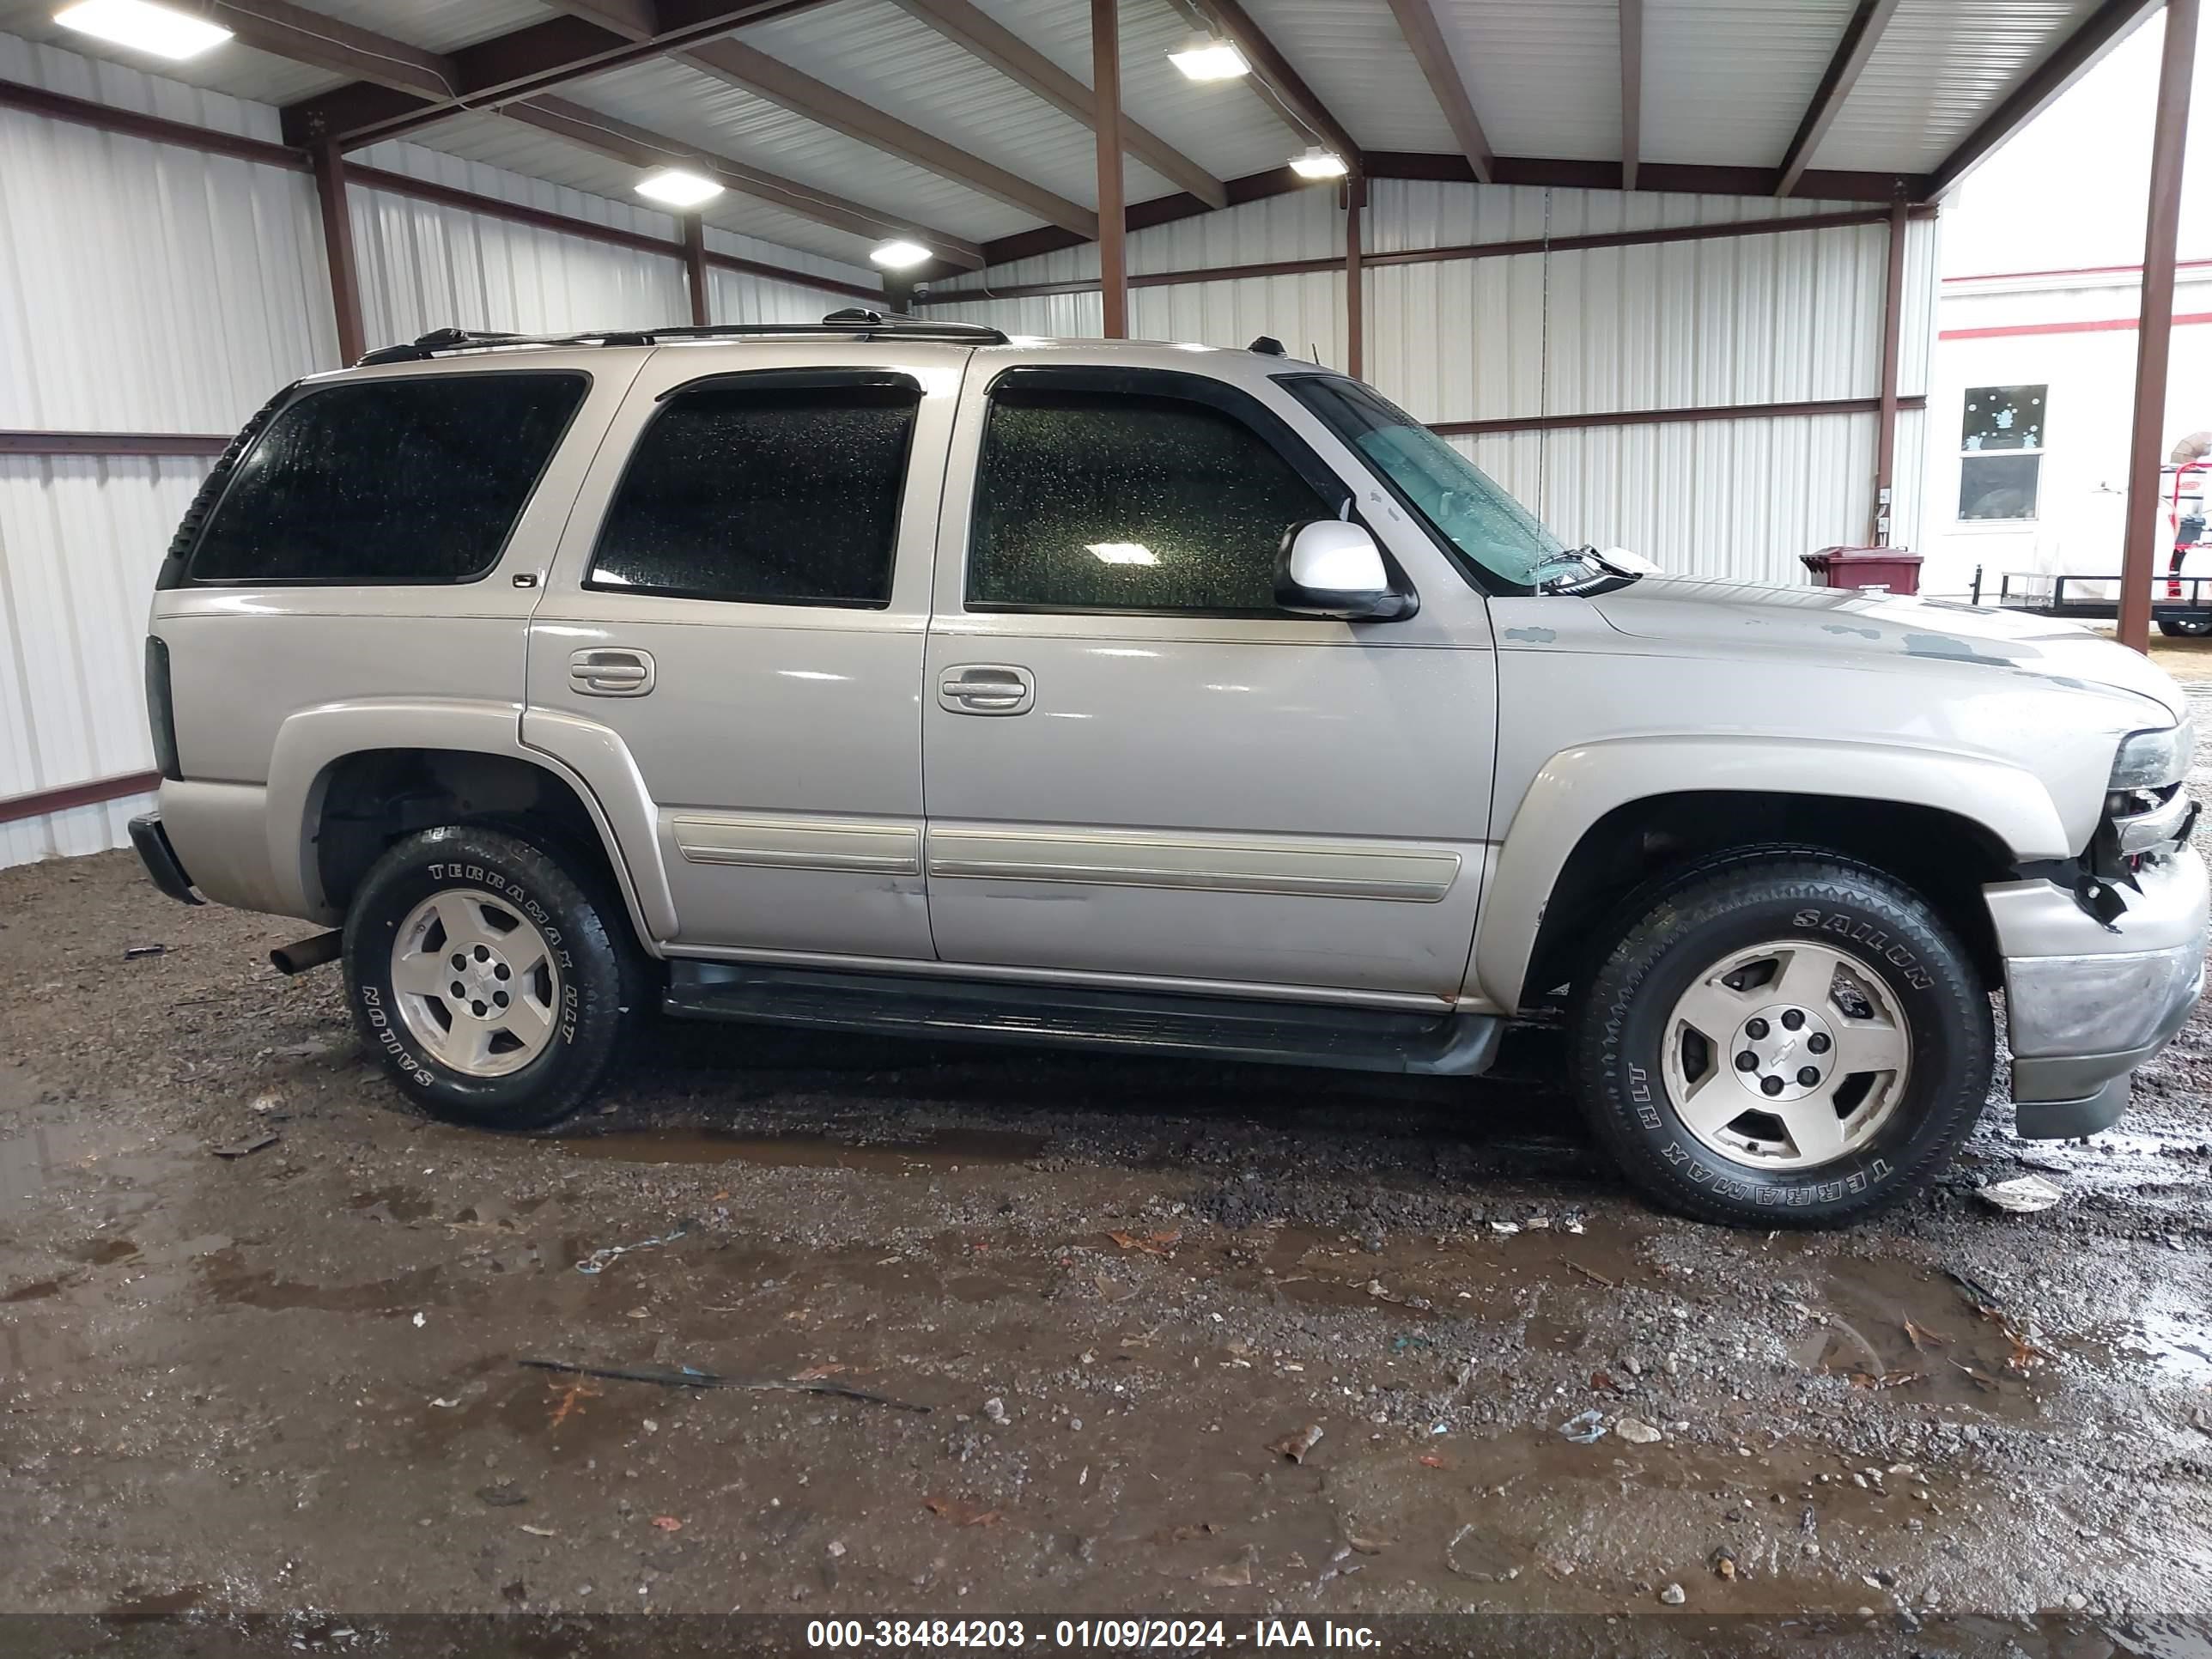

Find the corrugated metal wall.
[
  {"left": 344, "top": 142, "right": 880, "bottom": 345},
  {"left": 931, "top": 181, "right": 1939, "bottom": 586},
  {"left": 0, "top": 38, "right": 878, "bottom": 869},
  {"left": 0, "top": 34, "right": 326, "bottom": 867},
  {"left": 348, "top": 140, "right": 692, "bottom": 343}
]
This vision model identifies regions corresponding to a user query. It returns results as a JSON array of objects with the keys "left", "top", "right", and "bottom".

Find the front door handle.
[
  {"left": 569, "top": 647, "right": 655, "bottom": 697},
  {"left": 939, "top": 663, "right": 1035, "bottom": 715}
]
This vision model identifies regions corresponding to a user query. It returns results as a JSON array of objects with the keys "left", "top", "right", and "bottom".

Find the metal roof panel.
[
  {"left": 741, "top": 0, "right": 1177, "bottom": 205},
  {"left": 389, "top": 106, "right": 915, "bottom": 270},
  {"left": 966, "top": 0, "right": 1297, "bottom": 184},
  {"left": 1242, "top": 0, "right": 1457, "bottom": 154},
  {"left": 1811, "top": 0, "right": 2103, "bottom": 172},
  {"left": 569, "top": 53, "right": 1040, "bottom": 239},
  {"left": 1642, "top": 0, "right": 1862, "bottom": 166}
]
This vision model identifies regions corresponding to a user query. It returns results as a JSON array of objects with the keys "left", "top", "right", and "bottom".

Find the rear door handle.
[
  {"left": 569, "top": 647, "right": 655, "bottom": 697},
  {"left": 939, "top": 663, "right": 1035, "bottom": 715}
]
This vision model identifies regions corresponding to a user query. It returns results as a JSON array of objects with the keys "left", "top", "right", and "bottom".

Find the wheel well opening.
[
  {"left": 1521, "top": 792, "right": 2017, "bottom": 1012},
  {"left": 312, "top": 749, "right": 625, "bottom": 926}
]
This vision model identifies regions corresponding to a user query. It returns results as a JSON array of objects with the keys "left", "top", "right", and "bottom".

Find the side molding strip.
[
  {"left": 927, "top": 827, "right": 1461, "bottom": 903},
  {"left": 672, "top": 815, "right": 923, "bottom": 876}
]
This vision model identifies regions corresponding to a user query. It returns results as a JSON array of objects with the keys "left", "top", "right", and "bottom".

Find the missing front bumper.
[{"left": 1987, "top": 846, "right": 2208, "bottom": 1136}]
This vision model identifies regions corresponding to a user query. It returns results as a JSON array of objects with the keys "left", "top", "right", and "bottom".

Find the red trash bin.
[{"left": 1801, "top": 546, "right": 1922, "bottom": 595}]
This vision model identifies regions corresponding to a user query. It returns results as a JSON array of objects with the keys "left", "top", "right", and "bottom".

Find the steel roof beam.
[
  {"left": 279, "top": 1, "right": 830, "bottom": 149},
  {"left": 503, "top": 95, "right": 988, "bottom": 266},
  {"left": 886, "top": 0, "right": 1225, "bottom": 210},
  {"left": 1775, "top": 0, "right": 1902, "bottom": 197},
  {"left": 544, "top": 0, "right": 661, "bottom": 40},
  {"left": 1619, "top": 0, "right": 1641, "bottom": 191},
  {"left": 207, "top": 0, "right": 459, "bottom": 99},
  {"left": 1383, "top": 0, "right": 1493, "bottom": 184},
  {"left": 677, "top": 37, "right": 1097, "bottom": 234}
]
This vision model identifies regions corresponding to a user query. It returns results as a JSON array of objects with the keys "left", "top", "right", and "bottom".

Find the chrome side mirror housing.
[{"left": 1275, "top": 520, "right": 1419, "bottom": 621}]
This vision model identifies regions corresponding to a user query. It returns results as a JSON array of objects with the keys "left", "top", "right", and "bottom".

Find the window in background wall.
[{"left": 1957, "top": 385, "right": 2045, "bottom": 520}]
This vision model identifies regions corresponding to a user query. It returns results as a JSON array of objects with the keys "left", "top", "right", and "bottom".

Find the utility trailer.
[
  {"left": 1974, "top": 569, "right": 2212, "bottom": 636},
  {"left": 1973, "top": 459, "right": 2212, "bottom": 638}
]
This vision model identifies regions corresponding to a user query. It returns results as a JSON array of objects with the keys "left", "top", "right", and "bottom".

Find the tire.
[
  {"left": 2158, "top": 617, "right": 2212, "bottom": 638},
  {"left": 342, "top": 824, "right": 645, "bottom": 1129},
  {"left": 1570, "top": 851, "right": 1992, "bottom": 1229}
]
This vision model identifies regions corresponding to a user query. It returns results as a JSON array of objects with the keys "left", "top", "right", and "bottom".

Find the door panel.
[
  {"left": 922, "top": 623, "right": 1491, "bottom": 994},
  {"left": 526, "top": 343, "right": 970, "bottom": 957},
  {"left": 921, "top": 353, "right": 1500, "bottom": 1000}
]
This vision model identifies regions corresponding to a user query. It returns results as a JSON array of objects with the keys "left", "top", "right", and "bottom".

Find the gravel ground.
[{"left": 2, "top": 714, "right": 2209, "bottom": 1651}]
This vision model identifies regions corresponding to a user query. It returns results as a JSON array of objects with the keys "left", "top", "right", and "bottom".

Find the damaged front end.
[{"left": 1984, "top": 720, "right": 2209, "bottom": 1139}]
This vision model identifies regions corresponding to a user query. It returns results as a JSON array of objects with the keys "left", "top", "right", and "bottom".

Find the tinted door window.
[
  {"left": 589, "top": 374, "right": 919, "bottom": 607},
  {"left": 969, "top": 386, "right": 1333, "bottom": 612},
  {"left": 188, "top": 374, "right": 586, "bottom": 583}
]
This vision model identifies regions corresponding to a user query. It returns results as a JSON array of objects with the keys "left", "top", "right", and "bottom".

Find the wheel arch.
[
  {"left": 268, "top": 701, "right": 674, "bottom": 949},
  {"left": 1477, "top": 738, "right": 2068, "bottom": 1013}
]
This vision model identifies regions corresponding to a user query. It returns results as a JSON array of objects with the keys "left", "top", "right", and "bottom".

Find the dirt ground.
[{"left": 3, "top": 698, "right": 2210, "bottom": 1652}]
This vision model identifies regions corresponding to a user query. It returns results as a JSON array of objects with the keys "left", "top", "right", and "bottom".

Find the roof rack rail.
[{"left": 356, "top": 311, "right": 1008, "bottom": 366}]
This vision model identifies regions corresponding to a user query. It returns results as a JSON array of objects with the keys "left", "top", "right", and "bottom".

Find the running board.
[{"left": 663, "top": 961, "right": 1500, "bottom": 1077}]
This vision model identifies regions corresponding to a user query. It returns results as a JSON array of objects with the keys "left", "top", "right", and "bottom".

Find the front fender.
[
  {"left": 1472, "top": 735, "right": 2073, "bottom": 1012},
  {"left": 266, "top": 698, "right": 676, "bottom": 945}
]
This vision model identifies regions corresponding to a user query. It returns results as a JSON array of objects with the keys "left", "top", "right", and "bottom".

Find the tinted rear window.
[
  {"left": 587, "top": 376, "right": 919, "bottom": 608},
  {"left": 186, "top": 374, "right": 587, "bottom": 584}
]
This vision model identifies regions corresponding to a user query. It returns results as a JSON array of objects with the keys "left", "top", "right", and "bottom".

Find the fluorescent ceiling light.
[
  {"left": 869, "top": 239, "right": 933, "bottom": 270},
  {"left": 635, "top": 168, "right": 723, "bottom": 208},
  {"left": 1290, "top": 147, "right": 1348, "bottom": 180},
  {"left": 54, "top": 0, "right": 232, "bottom": 59},
  {"left": 1086, "top": 542, "right": 1158, "bottom": 566},
  {"left": 1169, "top": 35, "right": 1248, "bottom": 81}
]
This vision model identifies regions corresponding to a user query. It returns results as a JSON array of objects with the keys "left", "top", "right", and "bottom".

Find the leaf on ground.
[
  {"left": 1107, "top": 1229, "right": 1182, "bottom": 1255},
  {"left": 1903, "top": 1320, "right": 1951, "bottom": 1352},
  {"left": 1951, "top": 1360, "right": 2000, "bottom": 1394},
  {"left": 923, "top": 1497, "right": 1003, "bottom": 1528},
  {"left": 1196, "top": 1552, "right": 1254, "bottom": 1587},
  {"left": 1848, "top": 1368, "right": 1922, "bottom": 1391},
  {"left": 545, "top": 1377, "right": 600, "bottom": 1427},
  {"left": 650, "top": 1516, "right": 683, "bottom": 1532}
]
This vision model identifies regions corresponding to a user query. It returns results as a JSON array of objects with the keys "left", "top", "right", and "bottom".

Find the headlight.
[{"left": 2112, "top": 722, "right": 2196, "bottom": 789}]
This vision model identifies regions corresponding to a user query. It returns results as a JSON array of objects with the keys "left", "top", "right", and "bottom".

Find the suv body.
[{"left": 131, "top": 319, "right": 2208, "bottom": 1226}]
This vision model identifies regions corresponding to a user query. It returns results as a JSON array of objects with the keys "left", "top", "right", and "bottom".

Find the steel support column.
[
  {"left": 311, "top": 140, "right": 366, "bottom": 366},
  {"left": 1346, "top": 176, "right": 1365, "bottom": 380},
  {"left": 682, "top": 214, "right": 711, "bottom": 326},
  {"left": 1873, "top": 195, "right": 1908, "bottom": 545},
  {"left": 1092, "top": 0, "right": 1127, "bottom": 339},
  {"left": 2120, "top": 0, "right": 2198, "bottom": 652}
]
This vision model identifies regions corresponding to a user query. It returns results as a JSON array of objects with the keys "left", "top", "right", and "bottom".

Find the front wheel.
[
  {"left": 2158, "top": 616, "right": 2212, "bottom": 638},
  {"left": 343, "top": 824, "right": 644, "bottom": 1129},
  {"left": 1570, "top": 853, "right": 1992, "bottom": 1228}
]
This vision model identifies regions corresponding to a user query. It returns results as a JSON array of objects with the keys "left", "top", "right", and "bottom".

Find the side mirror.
[{"left": 1274, "top": 520, "right": 1419, "bottom": 621}]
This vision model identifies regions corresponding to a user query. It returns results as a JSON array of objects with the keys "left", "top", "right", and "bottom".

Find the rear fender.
[{"left": 267, "top": 700, "right": 675, "bottom": 944}]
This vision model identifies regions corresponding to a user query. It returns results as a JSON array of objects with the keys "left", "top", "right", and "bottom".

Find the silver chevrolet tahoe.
[{"left": 131, "top": 313, "right": 2208, "bottom": 1229}]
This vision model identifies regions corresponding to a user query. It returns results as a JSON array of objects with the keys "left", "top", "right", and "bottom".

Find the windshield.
[{"left": 1281, "top": 376, "right": 1565, "bottom": 588}]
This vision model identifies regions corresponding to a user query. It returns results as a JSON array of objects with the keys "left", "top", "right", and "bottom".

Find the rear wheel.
[
  {"left": 1570, "top": 852, "right": 1991, "bottom": 1227},
  {"left": 343, "top": 824, "right": 643, "bottom": 1128},
  {"left": 2157, "top": 617, "right": 2212, "bottom": 638}
]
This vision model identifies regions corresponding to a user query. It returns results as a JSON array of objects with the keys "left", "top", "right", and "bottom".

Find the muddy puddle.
[{"left": 545, "top": 1124, "right": 1048, "bottom": 1170}]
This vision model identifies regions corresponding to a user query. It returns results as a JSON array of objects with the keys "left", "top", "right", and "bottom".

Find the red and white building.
[{"left": 1918, "top": 19, "right": 2212, "bottom": 599}]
